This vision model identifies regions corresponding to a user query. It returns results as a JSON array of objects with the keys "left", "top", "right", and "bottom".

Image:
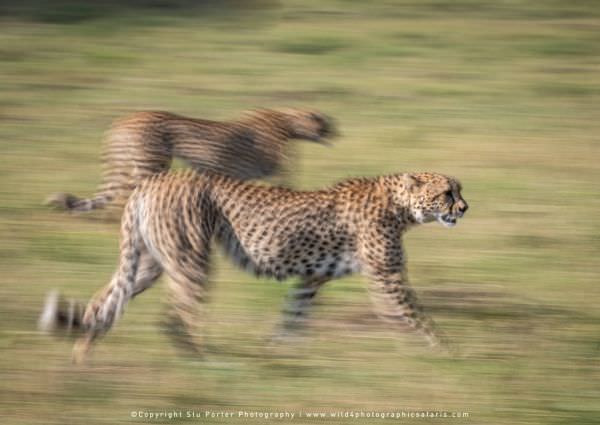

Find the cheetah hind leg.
[
  {"left": 269, "top": 277, "right": 328, "bottom": 345},
  {"left": 161, "top": 270, "right": 211, "bottom": 357},
  {"left": 38, "top": 290, "right": 87, "bottom": 337}
]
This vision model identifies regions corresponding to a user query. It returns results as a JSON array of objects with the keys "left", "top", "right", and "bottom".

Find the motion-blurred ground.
[{"left": 1, "top": 1, "right": 599, "bottom": 424}]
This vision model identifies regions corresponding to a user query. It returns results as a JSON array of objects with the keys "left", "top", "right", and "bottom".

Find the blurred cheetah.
[{"left": 46, "top": 108, "right": 336, "bottom": 216}]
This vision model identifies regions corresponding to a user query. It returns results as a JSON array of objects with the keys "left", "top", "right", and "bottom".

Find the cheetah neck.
[{"left": 377, "top": 174, "right": 418, "bottom": 225}]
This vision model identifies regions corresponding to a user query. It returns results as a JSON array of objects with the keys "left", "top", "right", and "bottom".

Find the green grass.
[{"left": 1, "top": 1, "right": 600, "bottom": 424}]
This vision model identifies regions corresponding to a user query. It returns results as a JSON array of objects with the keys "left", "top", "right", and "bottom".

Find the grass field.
[{"left": 1, "top": 1, "right": 599, "bottom": 424}]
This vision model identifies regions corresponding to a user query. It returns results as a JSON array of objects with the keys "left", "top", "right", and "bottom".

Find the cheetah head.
[
  {"left": 405, "top": 173, "right": 468, "bottom": 228},
  {"left": 280, "top": 108, "right": 337, "bottom": 144}
]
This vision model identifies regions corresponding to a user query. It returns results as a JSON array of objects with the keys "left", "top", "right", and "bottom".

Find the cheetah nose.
[{"left": 458, "top": 203, "right": 468, "bottom": 216}]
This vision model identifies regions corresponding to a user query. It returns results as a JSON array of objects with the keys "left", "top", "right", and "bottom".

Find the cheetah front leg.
[
  {"left": 367, "top": 268, "right": 446, "bottom": 349},
  {"left": 359, "top": 228, "right": 448, "bottom": 350}
]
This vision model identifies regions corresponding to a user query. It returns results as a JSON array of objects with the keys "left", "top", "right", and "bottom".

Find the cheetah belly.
[
  {"left": 246, "top": 240, "right": 362, "bottom": 281},
  {"left": 220, "top": 215, "right": 362, "bottom": 281}
]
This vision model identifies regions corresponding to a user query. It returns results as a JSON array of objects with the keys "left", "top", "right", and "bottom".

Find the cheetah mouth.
[{"left": 437, "top": 213, "right": 458, "bottom": 227}]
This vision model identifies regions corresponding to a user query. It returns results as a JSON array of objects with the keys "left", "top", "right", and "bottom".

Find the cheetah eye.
[{"left": 444, "top": 190, "right": 453, "bottom": 200}]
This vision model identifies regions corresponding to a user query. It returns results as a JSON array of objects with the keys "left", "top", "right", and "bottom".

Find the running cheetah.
[
  {"left": 46, "top": 108, "right": 335, "bottom": 216},
  {"left": 40, "top": 170, "right": 468, "bottom": 363}
]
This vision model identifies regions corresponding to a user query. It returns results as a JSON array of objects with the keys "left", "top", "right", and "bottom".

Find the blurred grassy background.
[{"left": 1, "top": 0, "right": 600, "bottom": 423}]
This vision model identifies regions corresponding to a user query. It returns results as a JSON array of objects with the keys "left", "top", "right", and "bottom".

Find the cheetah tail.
[
  {"left": 44, "top": 192, "right": 111, "bottom": 212},
  {"left": 38, "top": 290, "right": 86, "bottom": 336}
]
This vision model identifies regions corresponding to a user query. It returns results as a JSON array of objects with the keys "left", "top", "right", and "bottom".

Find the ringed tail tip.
[{"left": 44, "top": 192, "right": 80, "bottom": 210}]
